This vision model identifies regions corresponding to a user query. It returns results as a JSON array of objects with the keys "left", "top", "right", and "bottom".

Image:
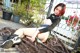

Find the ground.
[{"left": 0, "top": 18, "right": 26, "bottom": 53}]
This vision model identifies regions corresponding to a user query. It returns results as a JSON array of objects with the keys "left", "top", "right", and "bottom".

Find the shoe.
[
  {"left": 0, "top": 36, "right": 21, "bottom": 49},
  {"left": 0, "top": 40, "right": 13, "bottom": 49}
]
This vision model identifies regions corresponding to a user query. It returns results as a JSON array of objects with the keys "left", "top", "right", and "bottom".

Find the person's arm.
[{"left": 39, "top": 18, "right": 61, "bottom": 33}]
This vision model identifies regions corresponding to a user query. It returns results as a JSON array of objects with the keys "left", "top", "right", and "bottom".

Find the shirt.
[{"left": 39, "top": 14, "right": 61, "bottom": 33}]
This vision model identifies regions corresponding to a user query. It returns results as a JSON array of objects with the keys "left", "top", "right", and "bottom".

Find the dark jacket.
[{"left": 39, "top": 14, "right": 61, "bottom": 33}]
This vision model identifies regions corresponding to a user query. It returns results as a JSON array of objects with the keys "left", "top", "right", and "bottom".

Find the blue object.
[
  {"left": 3, "top": 0, "right": 11, "bottom": 8},
  {"left": 40, "top": 24, "right": 49, "bottom": 27},
  {"left": 13, "top": 15, "right": 20, "bottom": 23}
]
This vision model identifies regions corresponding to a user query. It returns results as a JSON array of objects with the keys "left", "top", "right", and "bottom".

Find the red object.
[{"left": 66, "top": 15, "right": 78, "bottom": 27}]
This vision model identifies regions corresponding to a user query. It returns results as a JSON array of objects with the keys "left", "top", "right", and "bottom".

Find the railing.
[{"left": 52, "top": 17, "right": 80, "bottom": 50}]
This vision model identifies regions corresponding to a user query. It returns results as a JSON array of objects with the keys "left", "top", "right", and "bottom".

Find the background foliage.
[{"left": 20, "top": 0, "right": 46, "bottom": 26}]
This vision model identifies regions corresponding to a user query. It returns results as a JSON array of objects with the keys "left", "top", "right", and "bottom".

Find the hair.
[{"left": 54, "top": 3, "right": 66, "bottom": 16}]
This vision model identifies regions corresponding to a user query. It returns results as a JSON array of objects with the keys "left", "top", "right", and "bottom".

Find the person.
[{"left": 0, "top": 3, "right": 66, "bottom": 48}]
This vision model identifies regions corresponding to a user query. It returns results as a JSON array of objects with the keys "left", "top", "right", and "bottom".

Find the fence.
[{"left": 52, "top": 16, "right": 80, "bottom": 50}]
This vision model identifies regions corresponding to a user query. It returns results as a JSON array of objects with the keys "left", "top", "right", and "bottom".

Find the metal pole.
[{"left": 47, "top": 0, "right": 54, "bottom": 18}]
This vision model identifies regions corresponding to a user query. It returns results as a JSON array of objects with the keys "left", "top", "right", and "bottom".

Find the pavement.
[
  {"left": 0, "top": 18, "right": 26, "bottom": 53},
  {"left": 0, "top": 18, "right": 26, "bottom": 29}
]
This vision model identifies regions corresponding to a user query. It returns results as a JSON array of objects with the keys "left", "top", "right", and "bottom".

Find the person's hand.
[
  {"left": 27, "top": 36, "right": 35, "bottom": 42},
  {"left": 37, "top": 31, "right": 41, "bottom": 35}
]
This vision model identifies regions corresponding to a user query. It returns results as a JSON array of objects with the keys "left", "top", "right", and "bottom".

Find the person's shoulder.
[
  {"left": 50, "top": 14, "right": 54, "bottom": 16},
  {"left": 47, "top": 14, "right": 55, "bottom": 19},
  {"left": 49, "top": 14, "right": 55, "bottom": 17}
]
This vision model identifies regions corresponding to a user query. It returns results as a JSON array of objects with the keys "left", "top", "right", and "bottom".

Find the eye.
[{"left": 55, "top": 8, "right": 58, "bottom": 10}]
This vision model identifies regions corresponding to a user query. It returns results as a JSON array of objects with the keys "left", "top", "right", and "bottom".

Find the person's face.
[{"left": 54, "top": 6, "right": 62, "bottom": 16}]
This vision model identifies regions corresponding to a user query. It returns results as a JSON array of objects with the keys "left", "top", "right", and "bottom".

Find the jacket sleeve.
[{"left": 39, "top": 18, "right": 61, "bottom": 33}]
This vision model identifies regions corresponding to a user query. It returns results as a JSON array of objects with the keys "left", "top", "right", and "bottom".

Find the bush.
[{"left": 13, "top": 3, "right": 26, "bottom": 16}]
